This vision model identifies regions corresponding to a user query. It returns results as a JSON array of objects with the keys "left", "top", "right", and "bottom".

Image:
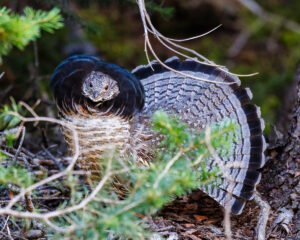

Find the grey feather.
[{"left": 132, "top": 57, "right": 266, "bottom": 215}]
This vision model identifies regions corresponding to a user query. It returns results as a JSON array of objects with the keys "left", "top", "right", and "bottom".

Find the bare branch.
[
  {"left": 164, "top": 24, "right": 223, "bottom": 42},
  {"left": 153, "top": 150, "right": 183, "bottom": 188},
  {"left": 12, "top": 126, "right": 25, "bottom": 162},
  {"left": 254, "top": 193, "right": 270, "bottom": 240},
  {"left": 205, "top": 127, "right": 232, "bottom": 240}
]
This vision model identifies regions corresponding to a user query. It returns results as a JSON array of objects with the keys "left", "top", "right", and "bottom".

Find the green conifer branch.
[
  {"left": 49, "top": 111, "right": 239, "bottom": 239},
  {"left": 0, "top": 100, "right": 239, "bottom": 239},
  {"left": 0, "top": 7, "right": 63, "bottom": 62}
]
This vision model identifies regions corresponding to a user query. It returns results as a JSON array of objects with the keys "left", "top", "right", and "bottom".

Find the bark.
[{"left": 260, "top": 64, "right": 300, "bottom": 239}]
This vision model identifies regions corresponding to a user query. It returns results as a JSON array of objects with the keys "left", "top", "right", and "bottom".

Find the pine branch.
[
  {"left": 0, "top": 7, "right": 63, "bottom": 62},
  {"left": 0, "top": 99, "right": 239, "bottom": 239}
]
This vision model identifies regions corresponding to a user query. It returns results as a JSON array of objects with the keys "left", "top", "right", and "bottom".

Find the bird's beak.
[{"left": 93, "top": 91, "right": 100, "bottom": 99}]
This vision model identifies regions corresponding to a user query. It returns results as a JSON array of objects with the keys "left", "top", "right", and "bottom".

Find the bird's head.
[{"left": 82, "top": 71, "right": 120, "bottom": 103}]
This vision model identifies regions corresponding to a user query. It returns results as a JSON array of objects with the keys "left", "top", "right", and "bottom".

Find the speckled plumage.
[{"left": 51, "top": 55, "right": 266, "bottom": 215}]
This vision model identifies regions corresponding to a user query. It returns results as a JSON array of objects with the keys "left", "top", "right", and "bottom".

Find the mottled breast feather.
[{"left": 132, "top": 57, "right": 266, "bottom": 215}]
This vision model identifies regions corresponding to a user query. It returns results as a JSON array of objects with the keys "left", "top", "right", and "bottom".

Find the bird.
[{"left": 50, "top": 54, "right": 266, "bottom": 215}]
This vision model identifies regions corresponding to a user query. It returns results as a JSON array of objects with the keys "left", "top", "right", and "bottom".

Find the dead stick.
[{"left": 254, "top": 192, "right": 270, "bottom": 240}]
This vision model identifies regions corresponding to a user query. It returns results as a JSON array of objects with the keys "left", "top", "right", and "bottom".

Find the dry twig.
[
  {"left": 137, "top": 0, "right": 258, "bottom": 86},
  {"left": 254, "top": 193, "right": 270, "bottom": 240},
  {"left": 205, "top": 127, "right": 233, "bottom": 240}
]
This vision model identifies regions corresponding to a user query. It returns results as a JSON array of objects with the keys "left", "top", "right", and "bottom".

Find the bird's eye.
[
  {"left": 104, "top": 85, "right": 108, "bottom": 90},
  {"left": 89, "top": 83, "right": 93, "bottom": 88}
]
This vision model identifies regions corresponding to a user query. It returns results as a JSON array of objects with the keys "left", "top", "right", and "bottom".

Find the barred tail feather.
[{"left": 132, "top": 57, "right": 266, "bottom": 214}]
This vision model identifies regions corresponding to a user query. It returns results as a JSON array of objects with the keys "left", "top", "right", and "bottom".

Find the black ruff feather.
[{"left": 51, "top": 55, "right": 145, "bottom": 118}]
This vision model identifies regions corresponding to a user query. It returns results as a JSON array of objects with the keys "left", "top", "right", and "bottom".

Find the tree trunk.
[{"left": 260, "top": 64, "right": 300, "bottom": 239}]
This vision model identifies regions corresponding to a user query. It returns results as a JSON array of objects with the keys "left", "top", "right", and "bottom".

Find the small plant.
[
  {"left": 0, "top": 97, "right": 22, "bottom": 130},
  {"left": 0, "top": 97, "right": 23, "bottom": 150},
  {"left": 0, "top": 98, "right": 33, "bottom": 189},
  {"left": 0, "top": 7, "right": 63, "bottom": 62}
]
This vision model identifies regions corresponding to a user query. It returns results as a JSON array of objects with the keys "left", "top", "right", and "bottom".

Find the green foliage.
[
  {"left": 0, "top": 152, "right": 7, "bottom": 162},
  {"left": 0, "top": 7, "right": 63, "bottom": 62},
  {"left": 101, "top": 0, "right": 175, "bottom": 19},
  {"left": 153, "top": 111, "right": 240, "bottom": 156},
  {"left": 0, "top": 99, "right": 238, "bottom": 238},
  {"left": 152, "top": 110, "right": 191, "bottom": 149},
  {"left": 0, "top": 165, "right": 34, "bottom": 188},
  {"left": 138, "top": 0, "right": 175, "bottom": 19},
  {"left": 0, "top": 98, "right": 23, "bottom": 156},
  {"left": 0, "top": 97, "right": 22, "bottom": 130},
  {"left": 4, "top": 132, "right": 18, "bottom": 148},
  {"left": 0, "top": 98, "right": 33, "bottom": 189},
  {"left": 50, "top": 111, "right": 239, "bottom": 239}
]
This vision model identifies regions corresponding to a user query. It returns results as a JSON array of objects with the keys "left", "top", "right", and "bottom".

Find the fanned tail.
[{"left": 132, "top": 57, "right": 266, "bottom": 214}]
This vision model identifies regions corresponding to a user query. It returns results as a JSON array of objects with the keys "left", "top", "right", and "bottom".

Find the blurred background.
[{"left": 1, "top": 0, "right": 300, "bottom": 133}]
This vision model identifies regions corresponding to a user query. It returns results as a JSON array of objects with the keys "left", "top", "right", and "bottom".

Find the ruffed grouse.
[{"left": 51, "top": 55, "right": 266, "bottom": 214}]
